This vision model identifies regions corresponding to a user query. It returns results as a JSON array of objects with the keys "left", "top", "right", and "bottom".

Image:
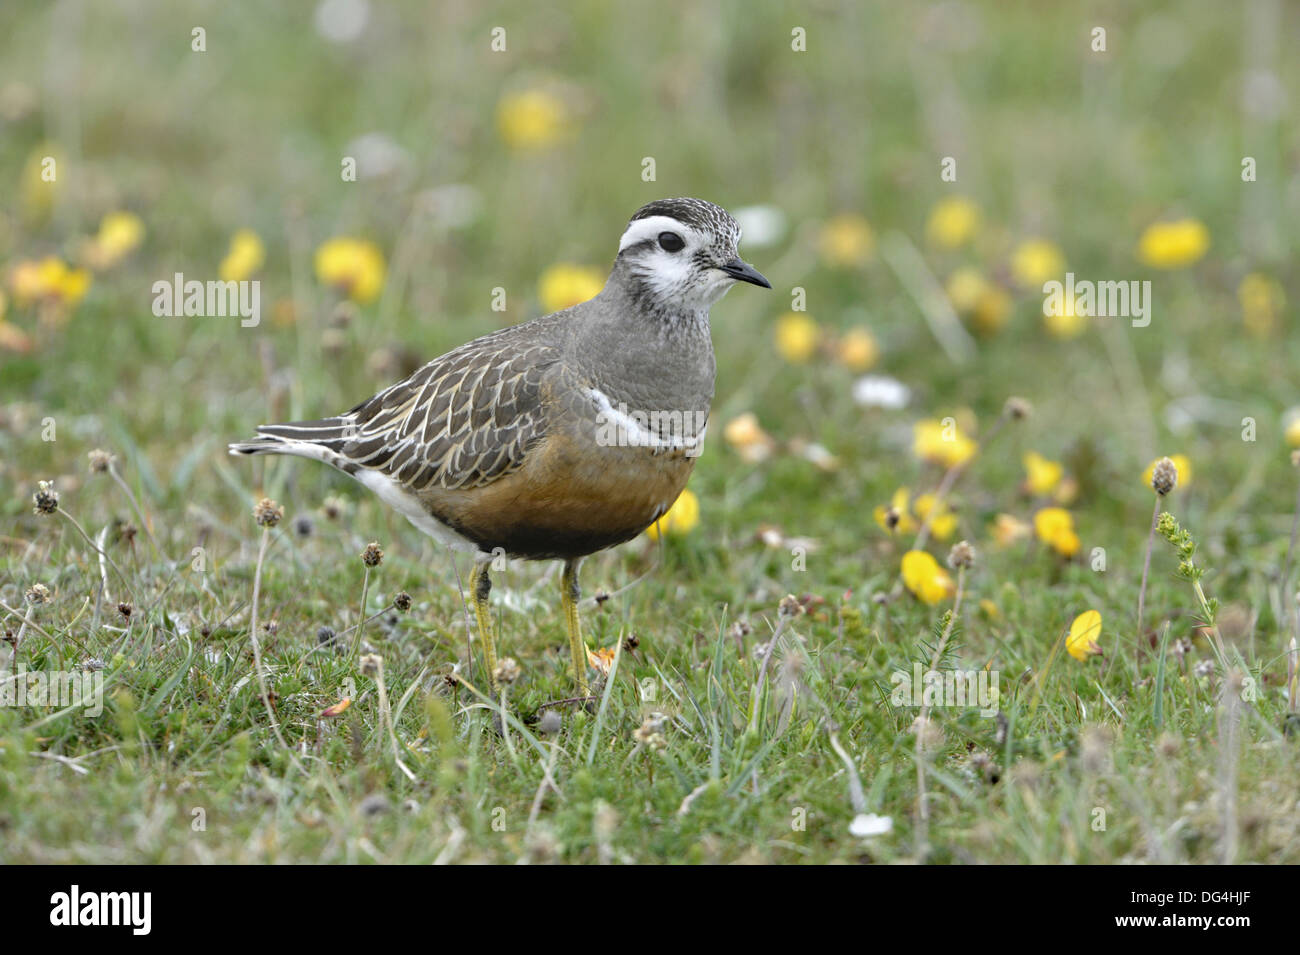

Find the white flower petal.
[
  {"left": 852, "top": 375, "right": 911, "bottom": 410},
  {"left": 849, "top": 813, "right": 893, "bottom": 838}
]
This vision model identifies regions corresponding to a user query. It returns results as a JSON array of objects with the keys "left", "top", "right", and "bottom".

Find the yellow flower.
[
  {"left": 926, "top": 196, "right": 979, "bottom": 249},
  {"left": 1034, "top": 506, "right": 1079, "bottom": 558},
  {"left": 944, "top": 268, "right": 1009, "bottom": 336},
  {"left": 971, "top": 284, "right": 1011, "bottom": 336},
  {"left": 774, "top": 312, "right": 820, "bottom": 363},
  {"left": 992, "top": 513, "right": 1031, "bottom": 547},
  {"left": 8, "top": 256, "right": 90, "bottom": 308},
  {"left": 979, "top": 598, "right": 1000, "bottom": 621},
  {"left": 818, "top": 214, "right": 874, "bottom": 267},
  {"left": 873, "top": 487, "right": 918, "bottom": 535},
  {"left": 314, "top": 237, "right": 386, "bottom": 303},
  {"left": 538, "top": 263, "right": 602, "bottom": 311},
  {"left": 85, "top": 211, "right": 145, "bottom": 269},
  {"left": 1138, "top": 218, "right": 1210, "bottom": 268},
  {"left": 1043, "top": 292, "right": 1088, "bottom": 339},
  {"left": 496, "top": 89, "right": 568, "bottom": 150},
  {"left": 586, "top": 646, "right": 616, "bottom": 676},
  {"left": 645, "top": 489, "right": 699, "bottom": 540},
  {"left": 723, "top": 412, "right": 776, "bottom": 463},
  {"left": 834, "top": 326, "right": 878, "bottom": 371},
  {"left": 220, "top": 229, "right": 266, "bottom": 283},
  {"left": 1238, "top": 272, "right": 1285, "bottom": 337},
  {"left": 1142, "top": 454, "right": 1192, "bottom": 491},
  {"left": 913, "top": 417, "right": 977, "bottom": 469},
  {"left": 912, "top": 493, "right": 957, "bottom": 541},
  {"left": 1066, "top": 609, "right": 1103, "bottom": 661},
  {"left": 1054, "top": 476, "right": 1079, "bottom": 505},
  {"left": 945, "top": 267, "right": 987, "bottom": 312},
  {"left": 1287, "top": 416, "right": 1300, "bottom": 449},
  {"left": 1023, "top": 451, "right": 1064, "bottom": 497},
  {"left": 1010, "top": 239, "right": 1065, "bottom": 287},
  {"left": 9, "top": 260, "right": 44, "bottom": 305},
  {"left": 901, "top": 550, "right": 955, "bottom": 605}
]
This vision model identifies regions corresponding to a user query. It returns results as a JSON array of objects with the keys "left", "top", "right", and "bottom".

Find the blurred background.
[{"left": 1, "top": 0, "right": 1298, "bottom": 601}]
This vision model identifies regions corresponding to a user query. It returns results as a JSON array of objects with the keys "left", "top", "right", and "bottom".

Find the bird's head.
[{"left": 614, "top": 197, "right": 771, "bottom": 311}]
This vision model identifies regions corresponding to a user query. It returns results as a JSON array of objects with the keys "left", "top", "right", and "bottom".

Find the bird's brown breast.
[{"left": 417, "top": 430, "right": 696, "bottom": 560}]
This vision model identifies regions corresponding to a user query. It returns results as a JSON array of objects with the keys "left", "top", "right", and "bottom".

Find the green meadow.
[{"left": 1, "top": 0, "right": 1298, "bottom": 863}]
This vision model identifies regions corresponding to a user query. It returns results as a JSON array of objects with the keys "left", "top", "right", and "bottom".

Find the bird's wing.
[{"left": 249, "top": 327, "right": 560, "bottom": 491}]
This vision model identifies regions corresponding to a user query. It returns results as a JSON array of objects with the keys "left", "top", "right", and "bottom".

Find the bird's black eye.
[{"left": 658, "top": 232, "right": 685, "bottom": 252}]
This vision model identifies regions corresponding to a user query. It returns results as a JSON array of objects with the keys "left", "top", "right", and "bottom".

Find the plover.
[{"left": 230, "top": 197, "right": 770, "bottom": 692}]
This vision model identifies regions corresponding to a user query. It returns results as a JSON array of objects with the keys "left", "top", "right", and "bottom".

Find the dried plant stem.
[
  {"left": 1282, "top": 478, "right": 1300, "bottom": 591},
  {"left": 372, "top": 657, "right": 416, "bottom": 781},
  {"left": 500, "top": 687, "right": 516, "bottom": 759},
  {"left": 1135, "top": 494, "right": 1161, "bottom": 648},
  {"left": 331, "top": 600, "right": 397, "bottom": 645},
  {"left": 1288, "top": 636, "right": 1298, "bottom": 714},
  {"left": 350, "top": 566, "right": 371, "bottom": 664},
  {"left": 747, "top": 612, "right": 795, "bottom": 732},
  {"left": 248, "top": 527, "right": 302, "bottom": 771},
  {"left": 528, "top": 740, "right": 562, "bottom": 827},
  {"left": 58, "top": 510, "right": 130, "bottom": 594},
  {"left": 827, "top": 728, "right": 867, "bottom": 814},
  {"left": 1217, "top": 674, "right": 1243, "bottom": 864},
  {"left": 915, "top": 564, "right": 967, "bottom": 856}
]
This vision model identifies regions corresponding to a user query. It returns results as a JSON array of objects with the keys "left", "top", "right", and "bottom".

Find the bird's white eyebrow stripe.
[{"left": 618, "top": 216, "right": 696, "bottom": 252}]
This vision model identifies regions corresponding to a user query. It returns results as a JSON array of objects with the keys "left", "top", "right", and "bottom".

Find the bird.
[{"left": 230, "top": 197, "right": 770, "bottom": 694}]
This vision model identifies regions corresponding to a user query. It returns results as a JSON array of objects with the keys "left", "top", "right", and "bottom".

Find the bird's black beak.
[{"left": 720, "top": 258, "right": 772, "bottom": 289}]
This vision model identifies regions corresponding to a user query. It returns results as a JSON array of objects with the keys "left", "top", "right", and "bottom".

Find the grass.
[{"left": 2, "top": 0, "right": 1300, "bottom": 863}]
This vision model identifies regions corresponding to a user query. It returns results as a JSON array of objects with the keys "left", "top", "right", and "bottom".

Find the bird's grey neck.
[{"left": 602, "top": 260, "right": 710, "bottom": 339}]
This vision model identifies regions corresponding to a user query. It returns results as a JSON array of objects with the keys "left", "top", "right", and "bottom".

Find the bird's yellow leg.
[
  {"left": 471, "top": 560, "right": 499, "bottom": 691},
  {"left": 561, "top": 559, "right": 590, "bottom": 695}
]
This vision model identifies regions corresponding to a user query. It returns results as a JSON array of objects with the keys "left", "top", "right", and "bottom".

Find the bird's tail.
[{"left": 228, "top": 417, "right": 355, "bottom": 464}]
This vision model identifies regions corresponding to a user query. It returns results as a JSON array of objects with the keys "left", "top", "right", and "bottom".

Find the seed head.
[
  {"left": 24, "top": 583, "right": 52, "bottom": 606},
  {"left": 493, "top": 656, "right": 521, "bottom": 685},
  {"left": 87, "top": 449, "right": 114, "bottom": 474},
  {"left": 1150, "top": 456, "right": 1178, "bottom": 495},
  {"left": 393, "top": 591, "right": 412, "bottom": 612},
  {"left": 321, "top": 496, "right": 347, "bottom": 520},
  {"left": 777, "top": 594, "right": 803, "bottom": 617},
  {"left": 634, "top": 712, "right": 669, "bottom": 749},
  {"left": 360, "top": 541, "right": 384, "bottom": 567},
  {"left": 537, "top": 709, "right": 563, "bottom": 735},
  {"left": 33, "top": 480, "right": 59, "bottom": 515},
  {"left": 947, "top": 539, "right": 976, "bottom": 570},
  {"left": 117, "top": 602, "right": 133, "bottom": 620},
  {"left": 1004, "top": 397, "right": 1031, "bottom": 420},
  {"left": 359, "top": 653, "right": 382, "bottom": 677},
  {"left": 253, "top": 498, "right": 283, "bottom": 527}
]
